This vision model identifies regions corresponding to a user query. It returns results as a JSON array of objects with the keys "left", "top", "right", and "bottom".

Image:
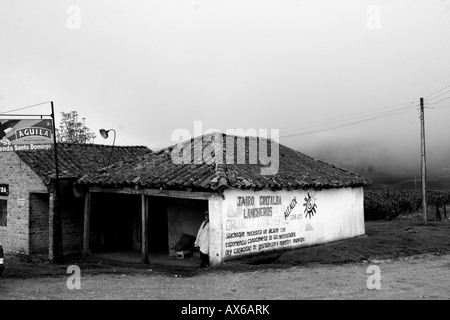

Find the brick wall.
[
  {"left": 36, "top": 179, "right": 85, "bottom": 257},
  {"left": 0, "top": 152, "right": 47, "bottom": 253}
]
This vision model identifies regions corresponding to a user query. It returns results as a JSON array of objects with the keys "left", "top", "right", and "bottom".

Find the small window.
[{"left": 0, "top": 199, "right": 7, "bottom": 226}]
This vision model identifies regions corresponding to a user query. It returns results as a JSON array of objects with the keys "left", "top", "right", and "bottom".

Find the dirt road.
[{"left": 1, "top": 252, "right": 449, "bottom": 300}]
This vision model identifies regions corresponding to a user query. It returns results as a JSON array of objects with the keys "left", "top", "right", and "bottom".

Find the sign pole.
[{"left": 50, "top": 101, "right": 64, "bottom": 262}]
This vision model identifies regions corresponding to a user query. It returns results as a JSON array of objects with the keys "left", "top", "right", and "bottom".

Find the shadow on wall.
[{"left": 167, "top": 198, "right": 208, "bottom": 256}]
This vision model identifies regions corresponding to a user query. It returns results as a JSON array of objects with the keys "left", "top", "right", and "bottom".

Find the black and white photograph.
[{"left": 0, "top": 0, "right": 449, "bottom": 309}]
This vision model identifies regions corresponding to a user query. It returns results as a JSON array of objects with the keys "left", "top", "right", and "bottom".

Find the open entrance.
[
  {"left": 166, "top": 198, "right": 208, "bottom": 256},
  {"left": 148, "top": 196, "right": 169, "bottom": 253},
  {"left": 90, "top": 193, "right": 141, "bottom": 253},
  {"left": 89, "top": 193, "right": 172, "bottom": 255},
  {"left": 88, "top": 192, "right": 209, "bottom": 267},
  {"left": 29, "top": 192, "right": 50, "bottom": 255}
]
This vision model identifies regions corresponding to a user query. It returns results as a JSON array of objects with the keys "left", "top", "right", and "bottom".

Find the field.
[
  {"left": 364, "top": 175, "right": 450, "bottom": 191},
  {"left": 363, "top": 189, "right": 450, "bottom": 221}
]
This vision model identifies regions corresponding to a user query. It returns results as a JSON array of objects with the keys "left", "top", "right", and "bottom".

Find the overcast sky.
[{"left": 1, "top": 0, "right": 449, "bottom": 171}]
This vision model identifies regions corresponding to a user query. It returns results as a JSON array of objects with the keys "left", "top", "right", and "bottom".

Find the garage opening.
[
  {"left": 90, "top": 193, "right": 141, "bottom": 253},
  {"left": 166, "top": 198, "right": 208, "bottom": 257},
  {"left": 87, "top": 192, "right": 209, "bottom": 266},
  {"left": 29, "top": 193, "right": 50, "bottom": 255},
  {"left": 148, "top": 196, "right": 169, "bottom": 253}
]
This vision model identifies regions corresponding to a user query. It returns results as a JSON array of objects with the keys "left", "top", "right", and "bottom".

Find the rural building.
[
  {"left": 0, "top": 143, "right": 151, "bottom": 259},
  {"left": 76, "top": 133, "right": 370, "bottom": 266}
]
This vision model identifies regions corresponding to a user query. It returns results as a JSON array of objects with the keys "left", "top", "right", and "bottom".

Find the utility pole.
[
  {"left": 420, "top": 97, "right": 428, "bottom": 224},
  {"left": 51, "top": 101, "right": 64, "bottom": 262}
]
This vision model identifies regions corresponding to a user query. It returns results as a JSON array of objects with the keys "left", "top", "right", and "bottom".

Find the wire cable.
[
  {"left": 282, "top": 105, "right": 416, "bottom": 133},
  {"left": 424, "top": 90, "right": 450, "bottom": 101},
  {"left": 0, "top": 101, "right": 52, "bottom": 115},
  {"left": 281, "top": 103, "right": 416, "bottom": 133},
  {"left": 279, "top": 101, "right": 416, "bottom": 131},
  {"left": 425, "top": 84, "right": 450, "bottom": 99},
  {"left": 280, "top": 108, "right": 417, "bottom": 138},
  {"left": 426, "top": 96, "right": 450, "bottom": 107}
]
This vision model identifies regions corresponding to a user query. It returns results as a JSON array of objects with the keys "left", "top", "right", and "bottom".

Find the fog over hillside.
[{"left": 291, "top": 135, "right": 450, "bottom": 190}]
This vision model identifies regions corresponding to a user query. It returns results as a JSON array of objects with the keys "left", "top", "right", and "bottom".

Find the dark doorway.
[
  {"left": 148, "top": 196, "right": 169, "bottom": 253},
  {"left": 29, "top": 193, "right": 50, "bottom": 255},
  {"left": 91, "top": 193, "right": 140, "bottom": 253}
]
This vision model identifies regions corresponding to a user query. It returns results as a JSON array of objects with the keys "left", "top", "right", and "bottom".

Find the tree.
[{"left": 56, "top": 111, "right": 96, "bottom": 144}]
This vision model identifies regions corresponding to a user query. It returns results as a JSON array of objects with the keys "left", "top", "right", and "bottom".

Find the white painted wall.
[
  {"left": 212, "top": 187, "right": 364, "bottom": 264},
  {"left": 208, "top": 194, "right": 223, "bottom": 266}
]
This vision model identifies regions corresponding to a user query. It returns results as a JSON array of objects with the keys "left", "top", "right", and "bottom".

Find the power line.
[
  {"left": 0, "top": 101, "right": 52, "bottom": 115},
  {"left": 280, "top": 108, "right": 416, "bottom": 138},
  {"left": 282, "top": 107, "right": 416, "bottom": 135},
  {"left": 426, "top": 96, "right": 450, "bottom": 107},
  {"left": 425, "top": 90, "right": 450, "bottom": 101},
  {"left": 279, "top": 101, "right": 416, "bottom": 131},
  {"left": 426, "top": 102, "right": 450, "bottom": 108},
  {"left": 282, "top": 105, "right": 415, "bottom": 133},
  {"left": 281, "top": 108, "right": 417, "bottom": 138},
  {"left": 425, "top": 84, "right": 450, "bottom": 99},
  {"left": 331, "top": 168, "right": 420, "bottom": 175},
  {"left": 280, "top": 101, "right": 415, "bottom": 131},
  {"left": 426, "top": 103, "right": 450, "bottom": 109},
  {"left": 281, "top": 103, "right": 416, "bottom": 133}
]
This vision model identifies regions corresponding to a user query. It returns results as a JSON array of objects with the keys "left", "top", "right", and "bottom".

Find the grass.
[{"left": 275, "top": 220, "right": 450, "bottom": 266}]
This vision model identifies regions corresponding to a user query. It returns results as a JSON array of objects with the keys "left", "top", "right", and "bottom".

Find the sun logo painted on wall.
[{"left": 303, "top": 192, "right": 317, "bottom": 219}]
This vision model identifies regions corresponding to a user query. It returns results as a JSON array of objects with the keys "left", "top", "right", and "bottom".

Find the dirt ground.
[
  {"left": 0, "top": 252, "right": 449, "bottom": 300},
  {"left": 1, "top": 217, "right": 450, "bottom": 300}
]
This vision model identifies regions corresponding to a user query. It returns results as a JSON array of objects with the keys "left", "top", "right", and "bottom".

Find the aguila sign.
[{"left": 0, "top": 119, "right": 54, "bottom": 152}]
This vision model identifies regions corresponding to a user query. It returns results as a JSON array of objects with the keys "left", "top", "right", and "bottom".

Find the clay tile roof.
[
  {"left": 16, "top": 143, "right": 151, "bottom": 186},
  {"left": 76, "top": 133, "right": 371, "bottom": 192}
]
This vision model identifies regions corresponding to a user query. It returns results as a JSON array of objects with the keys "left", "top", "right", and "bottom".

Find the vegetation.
[
  {"left": 56, "top": 111, "right": 96, "bottom": 144},
  {"left": 364, "top": 189, "right": 450, "bottom": 221}
]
